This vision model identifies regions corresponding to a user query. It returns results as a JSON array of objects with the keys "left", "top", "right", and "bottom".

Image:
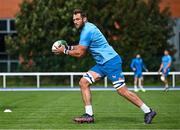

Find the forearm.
[
  {"left": 143, "top": 65, "right": 147, "bottom": 71},
  {"left": 158, "top": 64, "right": 163, "bottom": 72},
  {"left": 63, "top": 45, "right": 86, "bottom": 58},
  {"left": 130, "top": 63, "right": 134, "bottom": 71},
  {"left": 67, "top": 49, "right": 84, "bottom": 58}
]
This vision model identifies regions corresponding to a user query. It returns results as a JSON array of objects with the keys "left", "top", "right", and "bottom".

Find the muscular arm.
[
  {"left": 68, "top": 45, "right": 87, "bottom": 58},
  {"left": 53, "top": 44, "right": 87, "bottom": 58},
  {"left": 142, "top": 61, "right": 148, "bottom": 72}
]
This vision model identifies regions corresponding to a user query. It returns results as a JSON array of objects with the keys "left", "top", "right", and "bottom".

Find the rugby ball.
[{"left": 52, "top": 40, "right": 68, "bottom": 51}]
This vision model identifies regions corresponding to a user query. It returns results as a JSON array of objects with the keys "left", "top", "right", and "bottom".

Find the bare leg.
[
  {"left": 74, "top": 78, "right": 94, "bottom": 123},
  {"left": 161, "top": 74, "right": 169, "bottom": 91},
  {"left": 117, "top": 85, "right": 156, "bottom": 124},
  {"left": 164, "top": 77, "right": 169, "bottom": 91},
  {"left": 78, "top": 71, "right": 101, "bottom": 115},
  {"left": 164, "top": 78, "right": 168, "bottom": 87},
  {"left": 117, "top": 85, "right": 143, "bottom": 107},
  {"left": 79, "top": 78, "right": 92, "bottom": 106},
  {"left": 134, "top": 77, "right": 138, "bottom": 92},
  {"left": 138, "top": 77, "right": 146, "bottom": 92}
]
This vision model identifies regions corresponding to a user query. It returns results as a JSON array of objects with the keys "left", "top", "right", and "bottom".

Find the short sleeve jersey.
[
  {"left": 162, "top": 55, "right": 172, "bottom": 69},
  {"left": 79, "top": 22, "right": 119, "bottom": 64},
  {"left": 130, "top": 58, "right": 145, "bottom": 73}
]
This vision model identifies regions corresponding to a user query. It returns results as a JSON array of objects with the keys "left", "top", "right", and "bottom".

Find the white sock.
[
  {"left": 134, "top": 85, "right": 137, "bottom": 89},
  {"left": 140, "top": 103, "right": 151, "bottom": 113},
  {"left": 85, "top": 105, "right": 93, "bottom": 116},
  {"left": 139, "top": 86, "right": 144, "bottom": 89}
]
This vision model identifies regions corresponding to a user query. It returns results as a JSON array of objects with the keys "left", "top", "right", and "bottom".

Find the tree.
[
  {"left": 6, "top": 0, "right": 88, "bottom": 72},
  {"left": 89, "top": 0, "right": 175, "bottom": 71},
  {"left": 5, "top": 0, "right": 175, "bottom": 72}
]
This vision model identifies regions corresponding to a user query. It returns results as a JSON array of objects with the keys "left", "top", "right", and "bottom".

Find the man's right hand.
[{"left": 52, "top": 46, "right": 65, "bottom": 54}]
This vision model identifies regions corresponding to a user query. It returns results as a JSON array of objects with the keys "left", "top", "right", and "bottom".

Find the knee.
[
  {"left": 134, "top": 80, "right": 137, "bottom": 84},
  {"left": 79, "top": 78, "right": 90, "bottom": 88},
  {"left": 160, "top": 76, "right": 165, "bottom": 82},
  {"left": 134, "top": 78, "right": 137, "bottom": 83}
]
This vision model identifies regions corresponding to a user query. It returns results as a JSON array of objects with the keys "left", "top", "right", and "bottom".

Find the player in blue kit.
[
  {"left": 53, "top": 9, "right": 156, "bottom": 124},
  {"left": 131, "top": 54, "right": 148, "bottom": 92},
  {"left": 158, "top": 50, "right": 172, "bottom": 91}
]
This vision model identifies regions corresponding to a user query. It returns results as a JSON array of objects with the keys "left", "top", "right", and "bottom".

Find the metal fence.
[{"left": 0, "top": 72, "right": 180, "bottom": 88}]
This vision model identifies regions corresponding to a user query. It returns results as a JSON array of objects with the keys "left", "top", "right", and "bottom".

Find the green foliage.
[
  {"left": 88, "top": 0, "right": 175, "bottom": 71},
  {"left": 5, "top": 0, "right": 175, "bottom": 72}
]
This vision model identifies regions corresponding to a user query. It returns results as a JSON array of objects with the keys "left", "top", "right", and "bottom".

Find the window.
[
  {"left": 0, "top": 19, "right": 16, "bottom": 33},
  {"left": 179, "top": 32, "right": 180, "bottom": 60},
  {"left": 0, "top": 34, "right": 6, "bottom": 52},
  {"left": 0, "top": 19, "right": 17, "bottom": 52},
  {"left": 0, "top": 20, "right": 7, "bottom": 31},
  {"left": 10, "top": 19, "right": 16, "bottom": 31}
]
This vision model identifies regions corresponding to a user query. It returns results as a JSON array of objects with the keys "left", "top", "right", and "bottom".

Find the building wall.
[
  {"left": 0, "top": 0, "right": 23, "bottom": 19},
  {"left": 0, "top": 0, "right": 180, "bottom": 18},
  {"left": 160, "top": 0, "right": 180, "bottom": 18}
]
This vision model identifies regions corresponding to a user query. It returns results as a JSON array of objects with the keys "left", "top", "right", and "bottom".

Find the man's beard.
[{"left": 77, "top": 21, "right": 85, "bottom": 30}]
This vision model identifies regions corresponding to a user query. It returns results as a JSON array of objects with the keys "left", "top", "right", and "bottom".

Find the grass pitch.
[{"left": 0, "top": 90, "right": 180, "bottom": 129}]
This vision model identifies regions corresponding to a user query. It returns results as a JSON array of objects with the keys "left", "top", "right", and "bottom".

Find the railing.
[{"left": 0, "top": 72, "right": 180, "bottom": 88}]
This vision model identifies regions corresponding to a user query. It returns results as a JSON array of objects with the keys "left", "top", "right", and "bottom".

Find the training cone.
[{"left": 4, "top": 109, "right": 12, "bottom": 113}]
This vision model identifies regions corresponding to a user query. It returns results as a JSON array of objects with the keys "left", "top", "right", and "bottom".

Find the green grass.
[{"left": 0, "top": 91, "right": 180, "bottom": 129}]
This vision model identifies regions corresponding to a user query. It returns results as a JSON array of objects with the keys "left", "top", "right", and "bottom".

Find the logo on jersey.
[{"left": 112, "top": 75, "right": 116, "bottom": 78}]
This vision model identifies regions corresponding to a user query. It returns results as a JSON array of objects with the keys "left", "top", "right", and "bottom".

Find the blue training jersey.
[
  {"left": 130, "top": 58, "right": 146, "bottom": 73},
  {"left": 162, "top": 55, "right": 172, "bottom": 69},
  {"left": 79, "top": 22, "right": 119, "bottom": 65}
]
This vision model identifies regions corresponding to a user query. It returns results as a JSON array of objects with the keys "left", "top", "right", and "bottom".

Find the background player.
[
  {"left": 130, "top": 54, "right": 148, "bottom": 92},
  {"left": 158, "top": 50, "right": 172, "bottom": 91},
  {"left": 52, "top": 9, "right": 156, "bottom": 124}
]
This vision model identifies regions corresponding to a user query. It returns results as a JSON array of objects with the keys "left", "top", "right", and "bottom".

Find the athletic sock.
[
  {"left": 85, "top": 105, "right": 93, "bottom": 116},
  {"left": 139, "top": 85, "right": 145, "bottom": 91},
  {"left": 134, "top": 85, "right": 137, "bottom": 89},
  {"left": 140, "top": 103, "right": 151, "bottom": 113},
  {"left": 165, "top": 84, "right": 169, "bottom": 88}
]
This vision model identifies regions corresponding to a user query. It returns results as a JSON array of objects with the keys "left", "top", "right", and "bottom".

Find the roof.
[{"left": 0, "top": 0, "right": 180, "bottom": 19}]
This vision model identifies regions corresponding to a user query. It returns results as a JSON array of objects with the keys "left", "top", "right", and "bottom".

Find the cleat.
[
  {"left": 144, "top": 109, "right": 157, "bottom": 124},
  {"left": 74, "top": 113, "right": 94, "bottom": 123},
  {"left": 164, "top": 87, "right": 169, "bottom": 92},
  {"left": 140, "top": 88, "right": 146, "bottom": 92},
  {"left": 164, "top": 84, "right": 169, "bottom": 92},
  {"left": 134, "top": 88, "right": 139, "bottom": 92}
]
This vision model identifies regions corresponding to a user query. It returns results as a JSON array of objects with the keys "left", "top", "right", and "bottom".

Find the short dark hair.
[{"left": 73, "top": 9, "right": 87, "bottom": 18}]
